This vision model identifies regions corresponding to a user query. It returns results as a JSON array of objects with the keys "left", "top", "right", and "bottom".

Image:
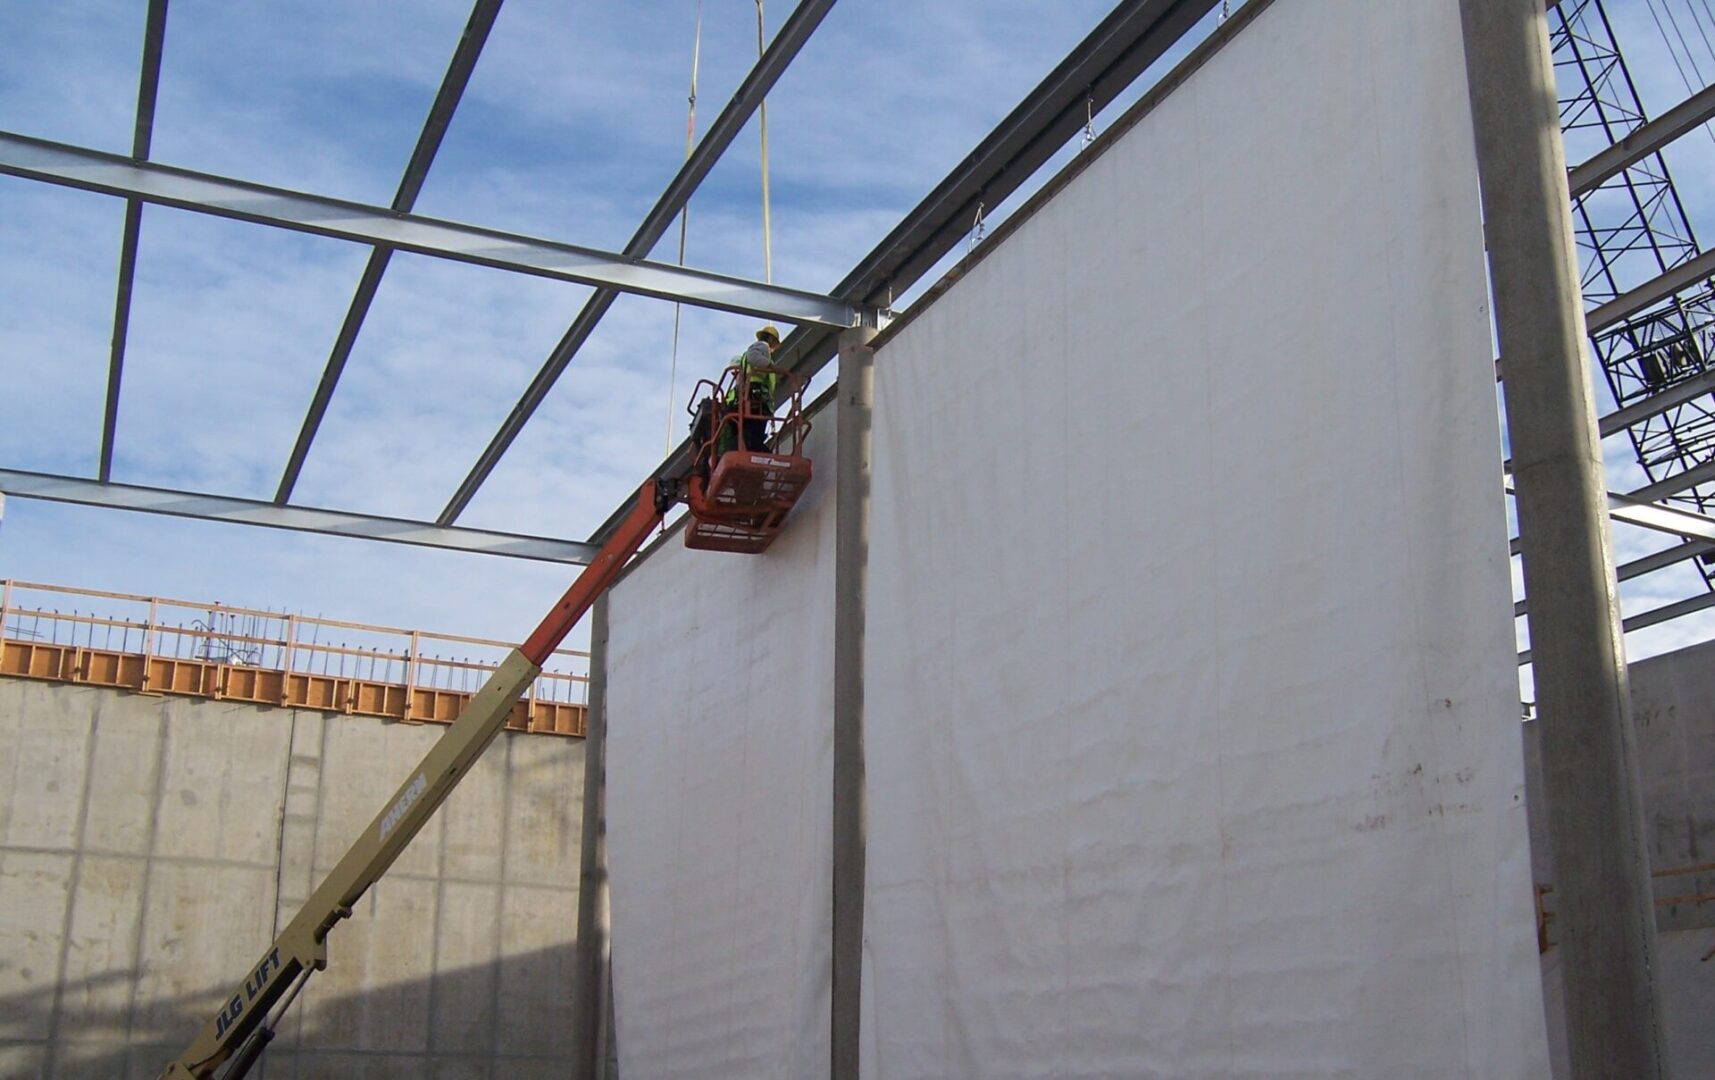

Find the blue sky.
[
  {"left": 2, "top": 0, "right": 1715, "bottom": 667},
  {"left": 0, "top": 0, "right": 1142, "bottom": 643}
]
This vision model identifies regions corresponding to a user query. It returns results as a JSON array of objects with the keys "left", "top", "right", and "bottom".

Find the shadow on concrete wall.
[{"left": 3, "top": 941, "right": 580, "bottom": 1079}]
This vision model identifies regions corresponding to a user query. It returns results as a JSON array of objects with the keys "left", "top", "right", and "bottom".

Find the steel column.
[
  {"left": 571, "top": 595, "right": 615, "bottom": 1080},
  {"left": 832, "top": 324, "right": 876, "bottom": 1080}
]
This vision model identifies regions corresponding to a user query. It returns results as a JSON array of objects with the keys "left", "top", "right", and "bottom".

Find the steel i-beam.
[{"left": 0, "top": 130, "right": 859, "bottom": 328}]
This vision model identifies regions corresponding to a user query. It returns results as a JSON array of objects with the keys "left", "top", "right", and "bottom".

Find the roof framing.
[
  {"left": 99, "top": 0, "right": 169, "bottom": 483},
  {"left": 438, "top": 0, "right": 838, "bottom": 525},
  {"left": 587, "top": 0, "right": 1225, "bottom": 545},
  {"left": 0, "top": 468, "right": 596, "bottom": 563},
  {"left": 1569, "top": 81, "right": 1715, "bottom": 197},
  {"left": 8, "top": 0, "right": 1715, "bottom": 646},
  {"left": 275, "top": 0, "right": 505, "bottom": 504},
  {"left": 0, "top": 131, "right": 859, "bottom": 326}
]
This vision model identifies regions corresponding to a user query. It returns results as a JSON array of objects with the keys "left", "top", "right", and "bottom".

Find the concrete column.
[
  {"left": 571, "top": 595, "right": 615, "bottom": 1080},
  {"left": 833, "top": 324, "right": 877, "bottom": 1080},
  {"left": 1457, "top": 3, "right": 1665, "bottom": 1076}
]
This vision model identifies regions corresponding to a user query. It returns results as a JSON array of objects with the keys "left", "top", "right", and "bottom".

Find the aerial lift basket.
[{"left": 683, "top": 362, "right": 813, "bottom": 553}]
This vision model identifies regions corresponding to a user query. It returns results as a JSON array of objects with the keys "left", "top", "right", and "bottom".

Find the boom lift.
[
  {"left": 683, "top": 360, "right": 813, "bottom": 553},
  {"left": 160, "top": 358, "right": 813, "bottom": 1078}
]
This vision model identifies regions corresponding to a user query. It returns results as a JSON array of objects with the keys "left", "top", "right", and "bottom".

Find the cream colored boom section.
[{"left": 160, "top": 649, "right": 541, "bottom": 1079}]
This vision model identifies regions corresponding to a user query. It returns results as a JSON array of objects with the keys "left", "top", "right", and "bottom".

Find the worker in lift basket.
[{"left": 728, "top": 324, "right": 782, "bottom": 452}]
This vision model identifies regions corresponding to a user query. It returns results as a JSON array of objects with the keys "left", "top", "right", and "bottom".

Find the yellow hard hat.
[{"left": 757, "top": 324, "right": 781, "bottom": 345}]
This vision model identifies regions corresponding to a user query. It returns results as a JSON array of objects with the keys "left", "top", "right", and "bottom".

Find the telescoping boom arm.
[{"left": 161, "top": 482, "right": 671, "bottom": 1080}]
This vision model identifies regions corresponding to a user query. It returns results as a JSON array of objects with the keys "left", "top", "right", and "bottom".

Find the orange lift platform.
[{"left": 681, "top": 361, "right": 814, "bottom": 554}]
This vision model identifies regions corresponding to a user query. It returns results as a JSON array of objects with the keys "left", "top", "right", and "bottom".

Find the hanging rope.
[
  {"left": 756, "top": 0, "right": 773, "bottom": 283},
  {"left": 666, "top": 1, "right": 703, "bottom": 455},
  {"left": 1081, "top": 96, "right": 1096, "bottom": 150}
]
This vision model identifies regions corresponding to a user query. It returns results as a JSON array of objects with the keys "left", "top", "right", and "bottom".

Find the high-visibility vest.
[{"left": 728, "top": 344, "right": 777, "bottom": 402}]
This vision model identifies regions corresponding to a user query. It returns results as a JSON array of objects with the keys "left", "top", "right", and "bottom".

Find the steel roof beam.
[
  {"left": 436, "top": 0, "right": 836, "bottom": 526},
  {"left": 0, "top": 130, "right": 859, "bottom": 327},
  {"left": 587, "top": 0, "right": 1222, "bottom": 546},
  {"left": 1586, "top": 246, "right": 1715, "bottom": 333},
  {"left": 1502, "top": 367, "right": 1715, "bottom": 474},
  {"left": 1596, "top": 367, "right": 1715, "bottom": 438},
  {"left": 275, "top": 0, "right": 504, "bottom": 505},
  {"left": 99, "top": 0, "right": 169, "bottom": 483},
  {"left": 1517, "top": 538, "right": 1715, "bottom": 617},
  {"left": 833, "top": 0, "right": 1220, "bottom": 314},
  {"left": 1569, "top": 82, "right": 1715, "bottom": 197},
  {"left": 1607, "top": 492, "right": 1715, "bottom": 542},
  {"left": 1509, "top": 463, "right": 1715, "bottom": 555},
  {"left": 1516, "top": 538, "right": 1715, "bottom": 617},
  {"left": 1519, "top": 590, "right": 1715, "bottom": 665},
  {"left": 0, "top": 469, "right": 596, "bottom": 564},
  {"left": 1625, "top": 455, "right": 1715, "bottom": 504}
]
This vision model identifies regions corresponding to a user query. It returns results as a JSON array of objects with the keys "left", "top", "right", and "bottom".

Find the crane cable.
[
  {"left": 1660, "top": 0, "right": 1709, "bottom": 85},
  {"left": 1642, "top": 0, "right": 1715, "bottom": 151},
  {"left": 756, "top": 0, "right": 772, "bottom": 283},
  {"left": 1700, "top": 0, "right": 1715, "bottom": 61},
  {"left": 666, "top": 1, "right": 703, "bottom": 455},
  {"left": 1684, "top": 0, "right": 1715, "bottom": 65}
]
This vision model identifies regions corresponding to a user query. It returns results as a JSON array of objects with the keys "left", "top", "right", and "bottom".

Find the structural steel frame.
[
  {"left": 6, "top": 0, "right": 1715, "bottom": 647},
  {"left": 0, "top": 132, "right": 857, "bottom": 327},
  {"left": 0, "top": 468, "right": 597, "bottom": 563},
  {"left": 100, "top": 0, "right": 167, "bottom": 484},
  {"left": 1, "top": 0, "right": 849, "bottom": 564},
  {"left": 275, "top": 0, "right": 506, "bottom": 505}
]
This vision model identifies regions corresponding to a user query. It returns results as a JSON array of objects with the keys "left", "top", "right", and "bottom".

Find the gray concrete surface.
[
  {"left": 0, "top": 678, "right": 583, "bottom": 1078},
  {"left": 1460, "top": 0, "right": 1666, "bottom": 1072},
  {"left": 1525, "top": 635, "right": 1715, "bottom": 1077}
]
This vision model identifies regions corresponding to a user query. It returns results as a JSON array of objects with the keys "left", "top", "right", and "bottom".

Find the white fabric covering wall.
[
  {"left": 605, "top": 410, "right": 837, "bottom": 1079},
  {"left": 859, "top": 1, "right": 1550, "bottom": 1076}
]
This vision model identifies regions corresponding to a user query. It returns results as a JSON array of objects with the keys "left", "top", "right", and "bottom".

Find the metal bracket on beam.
[
  {"left": 0, "top": 130, "right": 860, "bottom": 328},
  {"left": 0, "top": 469, "right": 597, "bottom": 564}
]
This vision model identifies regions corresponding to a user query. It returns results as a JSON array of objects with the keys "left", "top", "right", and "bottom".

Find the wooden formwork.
[{"left": 0, "top": 580, "right": 587, "bottom": 736}]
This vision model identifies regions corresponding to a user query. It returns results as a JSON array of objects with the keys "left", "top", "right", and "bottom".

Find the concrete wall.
[
  {"left": 0, "top": 677, "right": 583, "bottom": 1079},
  {"left": 1525, "top": 637, "right": 1715, "bottom": 1078}
]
